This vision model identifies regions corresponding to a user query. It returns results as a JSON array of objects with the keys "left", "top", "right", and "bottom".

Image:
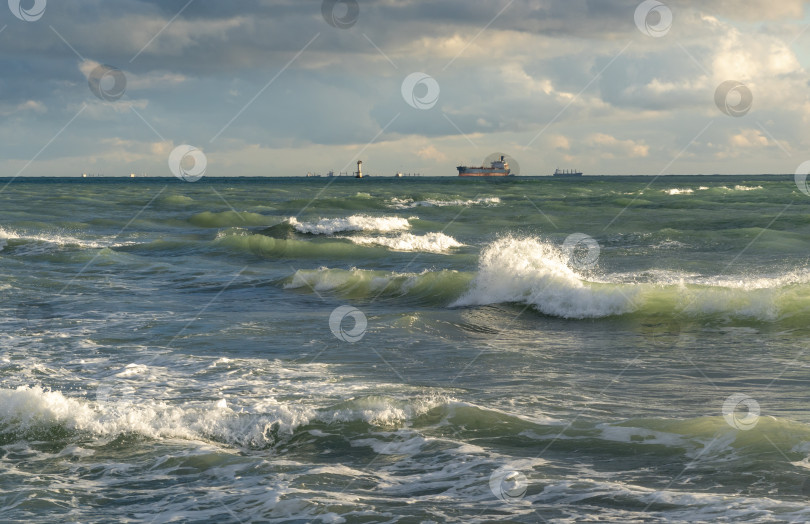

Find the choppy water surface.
[{"left": 2, "top": 175, "right": 810, "bottom": 522}]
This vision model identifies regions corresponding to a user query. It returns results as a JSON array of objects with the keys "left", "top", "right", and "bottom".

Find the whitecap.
[
  {"left": 288, "top": 215, "right": 411, "bottom": 235},
  {"left": 340, "top": 232, "right": 464, "bottom": 253}
]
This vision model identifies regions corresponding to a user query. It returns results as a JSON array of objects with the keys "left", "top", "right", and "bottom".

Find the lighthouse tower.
[{"left": 354, "top": 160, "right": 363, "bottom": 178}]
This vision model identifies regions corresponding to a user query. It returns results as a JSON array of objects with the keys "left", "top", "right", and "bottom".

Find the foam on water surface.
[{"left": 2, "top": 176, "right": 809, "bottom": 522}]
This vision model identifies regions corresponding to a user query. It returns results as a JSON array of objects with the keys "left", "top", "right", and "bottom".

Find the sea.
[{"left": 2, "top": 175, "right": 810, "bottom": 523}]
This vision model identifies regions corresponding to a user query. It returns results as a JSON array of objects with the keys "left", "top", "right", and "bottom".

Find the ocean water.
[{"left": 2, "top": 175, "right": 810, "bottom": 523}]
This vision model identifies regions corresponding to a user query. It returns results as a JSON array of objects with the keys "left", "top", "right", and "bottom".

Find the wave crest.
[
  {"left": 341, "top": 232, "right": 464, "bottom": 253},
  {"left": 452, "top": 236, "right": 635, "bottom": 318},
  {"left": 289, "top": 215, "right": 412, "bottom": 235},
  {"left": 388, "top": 196, "right": 500, "bottom": 209}
]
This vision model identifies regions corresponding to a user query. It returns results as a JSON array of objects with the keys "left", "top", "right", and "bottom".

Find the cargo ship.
[
  {"left": 457, "top": 155, "right": 512, "bottom": 177},
  {"left": 553, "top": 168, "right": 582, "bottom": 177}
]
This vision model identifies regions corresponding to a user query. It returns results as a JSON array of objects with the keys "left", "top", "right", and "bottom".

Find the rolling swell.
[
  {"left": 189, "top": 210, "right": 277, "bottom": 228},
  {"left": 213, "top": 230, "right": 392, "bottom": 259},
  {"left": 6, "top": 384, "right": 810, "bottom": 472},
  {"left": 284, "top": 267, "right": 473, "bottom": 303}
]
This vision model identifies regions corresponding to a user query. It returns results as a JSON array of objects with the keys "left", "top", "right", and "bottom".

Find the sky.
[{"left": 1, "top": 0, "right": 809, "bottom": 177}]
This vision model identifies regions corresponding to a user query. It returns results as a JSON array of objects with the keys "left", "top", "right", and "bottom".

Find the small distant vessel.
[
  {"left": 553, "top": 168, "right": 583, "bottom": 177},
  {"left": 457, "top": 155, "right": 512, "bottom": 177}
]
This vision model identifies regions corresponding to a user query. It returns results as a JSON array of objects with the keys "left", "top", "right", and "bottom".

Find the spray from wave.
[{"left": 452, "top": 236, "right": 636, "bottom": 318}]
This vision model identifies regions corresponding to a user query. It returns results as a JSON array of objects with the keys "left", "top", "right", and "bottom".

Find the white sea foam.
[
  {"left": 351, "top": 433, "right": 428, "bottom": 455},
  {"left": 717, "top": 185, "right": 764, "bottom": 192},
  {"left": 341, "top": 232, "right": 464, "bottom": 253},
  {"left": 0, "top": 382, "right": 454, "bottom": 448},
  {"left": 288, "top": 215, "right": 411, "bottom": 235},
  {"left": 0, "top": 226, "right": 134, "bottom": 251},
  {"left": 536, "top": 477, "right": 810, "bottom": 522},
  {"left": 663, "top": 188, "right": 693, "bottom": 195},
  {"left": 452, "top": 236, "right": 636, "bottom": 318},
  {"left": 388, "top": 196, "right": 500, "bottom": 209}
]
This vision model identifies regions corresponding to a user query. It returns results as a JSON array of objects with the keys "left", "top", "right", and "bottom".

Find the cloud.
[
  {"left": 587, "top": 133, "right": 649, "bottom": 158},
  {"left": 0, "top": 0, "right": 808, "bottom": 176},
  {"left": 729, "top": 129, "right": 769, "bottom": 148},
  {"left": 417, "top": 144, "right": 447, "bottom": 162},
  {"left": 0, "top": 100, "right": 47, "bottom": 116}
]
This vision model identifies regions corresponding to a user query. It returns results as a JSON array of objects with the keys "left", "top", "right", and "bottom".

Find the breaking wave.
[
  {"left": 452, "top": 236, "right": 635, "bottom": 318},
  {"left": 388, "top": 196, "right": 500, "bottom": 209},
  {"left": 340, "top": 232, "right": 464, "bottom": 253},
  {"left": 0, "top": 384, "right": 453, "bottom": 448},
  {"left": 284, "top": 236, "right": 810, "bottom": 323},
  {"left": 288, "top": 215, "right": 412, "bottom": 235},
  {"left": 0, "top": 226, "right": 135, "bottom": 253}
]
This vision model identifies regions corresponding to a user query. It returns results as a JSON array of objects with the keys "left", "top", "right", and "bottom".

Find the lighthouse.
[{"left": 354, "top": 160, "right": 363, "bottom": 178}]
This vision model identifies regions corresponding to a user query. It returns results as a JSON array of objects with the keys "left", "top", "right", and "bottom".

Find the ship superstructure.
[
  {"left": 457, "top": 155, "right": 512, "bottom": 177},
  {"left": 553, "top": 168, "right": 583, "bottom": 177}
]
